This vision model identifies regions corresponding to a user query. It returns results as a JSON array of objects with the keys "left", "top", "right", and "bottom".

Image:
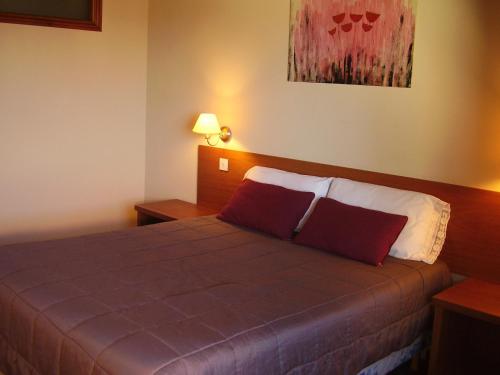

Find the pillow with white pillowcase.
[
  {"left": 244, "top": 166, "right": 333, "bottom": 230},
  {"left": 327, "top": 178, "right": 451, "bottom": 264}
]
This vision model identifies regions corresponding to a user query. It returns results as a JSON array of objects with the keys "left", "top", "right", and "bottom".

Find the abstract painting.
[{"left": 288, "top": 0, "right": 418, "bottom": 88}]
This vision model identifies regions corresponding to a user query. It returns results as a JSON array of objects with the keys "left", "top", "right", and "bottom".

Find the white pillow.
[
  {"left": 244, "top": 166, "right": 333, "bottom": 230},
  {"left": 327, "top": 178, "right": 451, "bottom": 264}
]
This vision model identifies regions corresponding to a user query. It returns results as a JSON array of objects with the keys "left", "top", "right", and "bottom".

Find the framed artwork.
[
  {"left": 0, "top": 0, "right": 102, "bottom": 31},
  {"left": 288, "top": 0, "right": 418, "bottom": 88}
]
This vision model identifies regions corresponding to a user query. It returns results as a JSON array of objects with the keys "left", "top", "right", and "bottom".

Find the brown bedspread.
[{"left": 0, "top": 216, "right": 450, "bottom": 375}]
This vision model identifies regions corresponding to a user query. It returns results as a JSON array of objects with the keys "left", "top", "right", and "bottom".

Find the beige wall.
[
  {"left": 1, "top": 0, "right": 498, "bottom": 245},
  {"left": 146, "top": 0, "right": 500, "bottom": 204},
  {"left": 0, "top": 0, "right": 149, "bottom": 245}
]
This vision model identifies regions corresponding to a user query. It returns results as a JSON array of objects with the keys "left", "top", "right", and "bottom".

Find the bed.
[
  {"left": 2, "top": 145, "right": 499, "bottom": 375},
  {"left": 0, "top": 215, "right": 450, "bottom": 375}
]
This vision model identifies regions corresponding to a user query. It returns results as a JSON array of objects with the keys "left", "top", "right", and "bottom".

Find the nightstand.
[
  {"left": 429, "top": 278, "right": 500, "bottom": 375},
  {"left": 134, "top": 199, "right": 218, "bottom": 226}
]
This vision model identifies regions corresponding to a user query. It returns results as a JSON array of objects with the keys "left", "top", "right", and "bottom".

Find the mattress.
[{"left": 0, "top": 216, "right": 451, "bottom": 375}]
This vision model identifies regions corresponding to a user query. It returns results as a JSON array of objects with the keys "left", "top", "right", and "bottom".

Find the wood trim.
[
  {"left": 0, "top": 0, "right": 102, "bottom": 32},
  {"left": 429, "top": 279, "right": 500, "bottom": 374},
  {"left": 432, "top": 278, "right": 500, "bottom": 325},
  {"left": 135, "top": 199, "right": 218, "bottom": 223},
  {"left": 428, "top": 306, "right": 446, "bottom": 375},
  {"left": 197, "top": 145, "right": 500, "bottom": 283}
]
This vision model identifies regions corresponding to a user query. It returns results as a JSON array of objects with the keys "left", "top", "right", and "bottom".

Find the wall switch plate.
[{"left": 219, "top": 158, "right": 229, "bottom": 172}]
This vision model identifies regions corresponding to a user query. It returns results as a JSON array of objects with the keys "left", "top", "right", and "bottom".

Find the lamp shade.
[{"left": 192, "top": 113, "right": 221, "bottom": 135}]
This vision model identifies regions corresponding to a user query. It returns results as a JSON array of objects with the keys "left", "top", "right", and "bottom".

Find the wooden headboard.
[{"left": 197, "top": 145, "right": 500, "bottom": 283}]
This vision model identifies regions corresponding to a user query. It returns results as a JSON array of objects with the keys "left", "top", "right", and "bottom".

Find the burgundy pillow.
[
  {"left": 294, "top": 198, "right": 408, "bottom": 266},
  {"left": 217, "top": 179, "right": 314, "bottom": 240}
]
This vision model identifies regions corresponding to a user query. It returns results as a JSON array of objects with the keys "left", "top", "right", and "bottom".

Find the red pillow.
[
  {"left": 217, "top": 179, "right": 314, "bottom": 240},
  {"left": 294, "top": 198, "right": 408, "bottom": 266}
]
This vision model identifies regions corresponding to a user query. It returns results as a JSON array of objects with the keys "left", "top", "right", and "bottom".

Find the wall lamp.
[{"left": 192, "top": 113, "right": 232, "bottom": 146}]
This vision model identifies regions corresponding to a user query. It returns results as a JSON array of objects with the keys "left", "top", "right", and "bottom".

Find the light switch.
[{"left": 219, "top": 158, "right": 229, "bottom": 172}]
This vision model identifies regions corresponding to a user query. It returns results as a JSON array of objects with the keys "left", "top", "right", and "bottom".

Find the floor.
[{"left": 389, "top": 358, "right": 428, "bottom": 375}]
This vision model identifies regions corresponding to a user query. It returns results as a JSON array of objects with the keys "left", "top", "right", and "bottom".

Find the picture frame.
[
  {"left": 0, "top": 0, "right": 102, "bottom": 32},
  {"left": 288, "top": 0, "right": 418, "bottom": 88}
]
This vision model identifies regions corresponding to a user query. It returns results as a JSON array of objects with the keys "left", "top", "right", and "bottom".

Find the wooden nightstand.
[
  {"left": 134, "top": 199, "right": 218, "bottom": 226},
  {"left": 429, "top": 278, "right": 500, "bottom": 375}
]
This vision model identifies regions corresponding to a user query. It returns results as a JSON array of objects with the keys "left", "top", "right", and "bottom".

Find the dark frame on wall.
[{"left": 0, "top": 0, "right": 102, "bottom": 31}]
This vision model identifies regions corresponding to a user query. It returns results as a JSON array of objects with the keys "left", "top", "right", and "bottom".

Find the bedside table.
[
  {"left": 429, "top": 278, "right": 500, "bottom": 375},
  {"left": 134, "top": 199, "right": 218, "bottom": 226}
]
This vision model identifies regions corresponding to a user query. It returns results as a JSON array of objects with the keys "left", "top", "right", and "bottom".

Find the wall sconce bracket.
[{"left": 220, "top": 126, "right": 232, "bottom": 143}]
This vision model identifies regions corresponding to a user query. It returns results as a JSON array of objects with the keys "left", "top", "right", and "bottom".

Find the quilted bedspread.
[{"left": 0, "top": 216, "right": 450, "bottom": 375}]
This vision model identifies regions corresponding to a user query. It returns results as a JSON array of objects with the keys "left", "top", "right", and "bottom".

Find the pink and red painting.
[{"left": 288, "top": 0, "right": 418, "bottom": 88}]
